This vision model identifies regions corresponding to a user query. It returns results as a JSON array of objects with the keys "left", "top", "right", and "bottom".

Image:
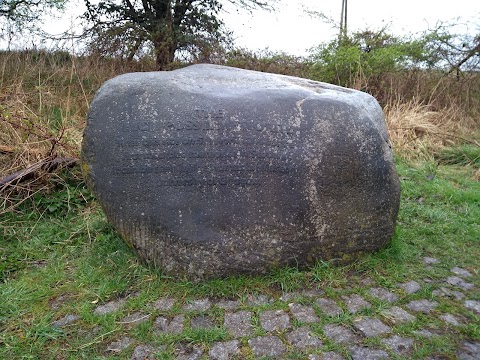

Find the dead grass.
[
  {"left": 0, "top": 50, "right": 156, "bottom": 212},
  {"left": 0, "top": 49, "right": 479, "bottom": 213},
  {"left": 385, "top": 100, "right": 479, "bottom": 162}
]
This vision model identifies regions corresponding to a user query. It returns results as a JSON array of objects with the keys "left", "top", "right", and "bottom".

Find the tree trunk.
[
  {"left": 152, "top": 26, "right": 176, "bottom": 70},
  {"left": 154, "top": 41, "right": 176, "bottom": 70}
]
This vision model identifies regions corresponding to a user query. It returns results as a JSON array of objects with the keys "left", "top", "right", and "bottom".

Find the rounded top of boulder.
[{"left": 96, "top": 64, "right": 381, "bottom": 116}]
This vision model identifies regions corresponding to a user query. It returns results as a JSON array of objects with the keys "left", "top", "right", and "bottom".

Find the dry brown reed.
[
  {"left": 0, "top": 50, "right": 156, "bottom": 212},
  {"left": 378, "top": 69, "right": 480, "bottom": 162},
  {"left": 385, "top": 100, "right": 479, "bottom": 162}
]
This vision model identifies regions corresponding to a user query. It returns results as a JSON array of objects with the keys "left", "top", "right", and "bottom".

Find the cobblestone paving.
[{"left": 50, "top": 260, "right": 479, "bottom": 359}]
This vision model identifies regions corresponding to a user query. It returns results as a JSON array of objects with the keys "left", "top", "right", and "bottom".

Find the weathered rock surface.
[{"left": 82, "top": 64, "right": 400, "bottom": 279}]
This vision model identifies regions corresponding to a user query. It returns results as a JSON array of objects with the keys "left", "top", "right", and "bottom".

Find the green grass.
[
  {"left": 435, "top": 144, "right": 480, "bottom": 167},
  {"left": 1, "top": 158, "right": 479, "bottom": 359}
]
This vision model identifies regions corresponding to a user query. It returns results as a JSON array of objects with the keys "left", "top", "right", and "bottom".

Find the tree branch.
[
  {"left": 448, "top": 41, "right": 480, "bottom": 74},
  {"left": 0, "top": 157, "right": 78, "bottom": 190}
]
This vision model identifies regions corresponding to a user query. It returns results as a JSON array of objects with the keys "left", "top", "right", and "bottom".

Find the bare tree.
[
  {"left": 424, "top": 22, "right": 480, "bottom": 76},
  {"left": 83, "top": 0, "right": 273, "bottom": 69},
  {"left": 0, "top": 0, "right": 66, "bottom": 35}
]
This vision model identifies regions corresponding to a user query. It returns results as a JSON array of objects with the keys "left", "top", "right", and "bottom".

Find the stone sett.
[
  {"left": 368, "top": 287, "right": 398, "bottom": 303},
  {"left": 342, "top": 294, "right": 371, "bottom": 314},
  {"left": 382, "top": 306, "right": 416, "bottom": 324},
  {"left": 151, "top": 297, "right": 175, "bottom": 311},
  {"left": 175, "top": 345, "right": 202, "bottom": 360},
  {"left": 323, "top": 324, "right": 361, "bottom": 344},
  {"left": 190, "top": 315, "right": 214, "bottom": 329},
  {"left": 286, "top": 326, "right": 323, "bottom": 350},
  {"left": 182, "top": 299, "right": 211, "bottom": 312},
  {"left": 223, "top": 311, "right": 253, "bottom": 337},
  {"left": 423, "top": 257, "right": 440, "bottom": 265},
  {"left": 246, "top": 294, "right": 273, "bottom": 306},
  {"left": 451, "top": 267, "right": 473, "bottom": 278},
  {"left": 348, "top": 345, "right": 389, "bottom": 360},
  {"left": 414, "top": 329, "right": 438, "bottom": 338},
  {"left": 94, "top": 298, "right": 126, "bottom": 315},
  {"left": 457, "top": 341, "right": 480, "bottom": 360},
  {"left": 248, "top": 336, "right": 286, "bottom": 357},
  {"left": 381, "top": 335, "right": 414, "bottom": 355},
  {"left": 439, "top": 313, "right": 462, "bottom": 326},
  {"left": 52, "top": 314, "right": 80, "bottom": 327},
  {"left": 309, "top": 352, "right": 346, "bottom": 360},
  {"left": 280, "top": 292, "right": 300, "bottom": 302},
  {"left": 131, "top": 344, "right": 163, "bottom": 360},
  {"left": 432, "top": 287, "right": 465, "bottom": 301},
  {"left": 153, "top": 315, "right": 184, "bottom": 334},
  {"left": 464, "top": 300, "right": 480, "bottom": 314},
  {"left": 406, "top": 299, "right": 438, "bottom": 314},
  {"left": 446, "top": 276, "right": 474, "bottom": 290},
  {"left": 316, "top": 298, "right": 343, "bottom": 316},
  {"left": 216, "top": 300, "right": 240, "bottom": 311},
  {"left": 259, "top": 309, "right": 291, "bottom": 332},
  {"left": 288, "top": 303, "right": 320, "bottom": 323},
  {"left": 398, "top": 280, "right": 421, "bottom": 294},
  {"left": 208, "top": 340, "right": 240, "bottom": 360},
  {"left": 107, "top": 336, "right": 134, "bottom": 353},
  {"left": 353, "top": 318, "right": 391, "bottom": 337}
]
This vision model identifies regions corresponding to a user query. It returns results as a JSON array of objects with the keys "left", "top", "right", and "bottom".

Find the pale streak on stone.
[{"left": 294, "top": 97, "right": 306, "bottom": 127}]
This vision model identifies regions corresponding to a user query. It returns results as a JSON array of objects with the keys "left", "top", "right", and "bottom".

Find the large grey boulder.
[{"left": 81, "top": 64, "right": 400, "bottom": 280}]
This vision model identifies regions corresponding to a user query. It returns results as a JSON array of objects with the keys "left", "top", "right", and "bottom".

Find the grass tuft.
[
  {"left": 435, "top": 144, "right": 480, "bottom": 167},
  {"left": 385, "top": 100, "right": 479, "bottom": 163}
]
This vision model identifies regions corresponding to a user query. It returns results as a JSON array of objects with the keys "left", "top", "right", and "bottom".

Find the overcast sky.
[
  {"left": 223, "top": 0, "right": 480, "bottom": 55},
  {"left": 41, "top": 0, "right": 480, "bottom": 55}
]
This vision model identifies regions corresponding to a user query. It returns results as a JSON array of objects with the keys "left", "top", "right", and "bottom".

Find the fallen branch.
[
  {"left": 0, "top": 117, "right": 77, "bottom": 154},
  {"left": 0, "top": 157, "right": 79, "bottom": 190}
]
